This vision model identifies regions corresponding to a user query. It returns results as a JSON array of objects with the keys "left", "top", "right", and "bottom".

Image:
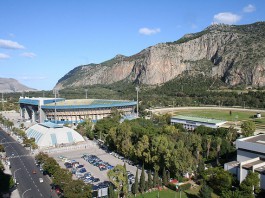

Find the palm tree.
[
  {"left": 206, "top": 135, "right": 212, "bottom": 159},
  {"left": 196, "top": 137, "right": 202, "bottom": 162},
  {"left": 216, "top": 137, "right": 222, "bottom": 165}
]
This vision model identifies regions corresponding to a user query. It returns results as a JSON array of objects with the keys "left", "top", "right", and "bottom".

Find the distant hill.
[
  {"left": 54, "top": 22, "right": 265, "bottom": 89},
  {"left": 0, "top": 77, "right": 37, "bottom": 93}
]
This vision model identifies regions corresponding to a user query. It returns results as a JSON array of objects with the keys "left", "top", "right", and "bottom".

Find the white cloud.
[
  {"left": 0, "top": 39, "right": 25, "bottom": 49},
  {"left": 243, "top": 4, "right": 256, "bottom": 13},
  {"left": 0, "top": 53, "right": 10, "bottom": 59},
  {"left": 20, "top": 52, "right": 36, "bottom": 58},
  {"left": 213, "top": 12, "right": 241, "bottom": 24},
  {"left": 139, "top": 27, "right": 161, "bottom": 35}
]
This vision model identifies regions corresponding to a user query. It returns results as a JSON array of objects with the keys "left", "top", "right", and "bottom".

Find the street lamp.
[
  {"left": 136, "top": 86, "right": 140, "bottom": 117},
  {"left": 53, "top": 89, "right": 59, "bottom": 124},
  {"left": 14, "top": 168, "right": 21, "bottom": 183},
  {"left": 22, "top": 188, "right": 31, "bottom": 198},
  {"left": 85, "top": 89, "right": 88, "bottom": 99}
]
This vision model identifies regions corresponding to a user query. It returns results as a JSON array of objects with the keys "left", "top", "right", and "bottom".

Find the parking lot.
[{"left": 48, "top": 139, "right": 144, "bottom": 185}]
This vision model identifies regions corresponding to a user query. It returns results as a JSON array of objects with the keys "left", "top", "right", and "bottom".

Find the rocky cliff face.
[
  {"left": 0, "top": 78, "right": 37, "bottom": 93},
  {"left": 55, "top": 22, "right": 265, "bottom": 89}
]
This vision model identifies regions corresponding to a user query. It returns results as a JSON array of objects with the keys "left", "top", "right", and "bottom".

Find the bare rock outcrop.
[{"left": 54, "top": 22, "right": 265, "bottom": 89}]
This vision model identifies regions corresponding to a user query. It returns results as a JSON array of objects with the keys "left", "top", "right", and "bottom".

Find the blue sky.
[{"left": 0, "top": 0, "right": 264, "bottom": 90}]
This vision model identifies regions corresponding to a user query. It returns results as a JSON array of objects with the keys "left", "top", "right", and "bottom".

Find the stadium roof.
[
  {"left": 26, "top": 123, "right": 85, "bottom": 148},
  {"left": 171, "top": 115, "right": 226, "bottom": 124},
  {"left": 41, "top": 99, "right": 137, "bottom": 110},
  {"left": 19, "top": 97, "right": 64, "bottom": 106}
]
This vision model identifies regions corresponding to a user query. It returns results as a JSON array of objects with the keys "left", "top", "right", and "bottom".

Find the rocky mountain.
[
  {"left": 0, "top": 78, "right": 37, "bottom": 93},
  {"left": 54, "top": 22, "right": 265, "bottom": 89}
]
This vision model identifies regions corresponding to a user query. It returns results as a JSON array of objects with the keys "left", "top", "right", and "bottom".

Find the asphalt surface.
[
  {"left": 48, "top": 140, "right": 146, "bottom": 183},
  {"left": 0, "top": 128, "right": 58, "bottom": 198}
]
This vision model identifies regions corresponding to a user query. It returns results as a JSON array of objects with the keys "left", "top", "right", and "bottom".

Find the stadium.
[{"left": 19, "top": 97, "right": 137, "bottom": 124}]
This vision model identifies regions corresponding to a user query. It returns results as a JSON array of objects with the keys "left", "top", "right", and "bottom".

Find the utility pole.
[
  {"left": 53, "top": 89, "right": 58, "bottom": 124},
  {"left": 136, "top": 86, "right": 140, "bottom": 117},
  {"left": 1, "top": 93, "right": 4, "bottom": 111},
  {"left": 85, "top": 89, "right": 88, "bottom": 99}
]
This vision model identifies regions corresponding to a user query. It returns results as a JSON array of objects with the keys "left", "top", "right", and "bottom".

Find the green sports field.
[
  {"left": 172, "top": 109, "right": 265, "bottom": 130},
  {"left": 173, "top": 109, "right": 259, "bottom": 121}
]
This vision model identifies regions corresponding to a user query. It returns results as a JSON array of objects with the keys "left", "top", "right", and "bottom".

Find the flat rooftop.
[
  {"left": 243, "top": 134, "right": 265, "bottom": 145},
  {"left": 41, "top": 99, "right": 137, "bottom": 110},
  {"left": 45, "top": 99, "right": 131, "bottom": 106},
  {"left": 225, "top": 161, "right": 240, "bottom": 167},
  {"left": 243, "top": 159, "right": 265, "bottom": 170},
  {"left": 171, "top": 115, "right": 226, "bottom": 124}
]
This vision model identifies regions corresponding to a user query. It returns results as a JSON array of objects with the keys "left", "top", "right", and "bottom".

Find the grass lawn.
[
  {"left": 133, "top": 187, "right": 219, "bottom": 198},
  {"left": 173, "top": 109, "right": 263, "bottom": 122},
  {"left": 134, "top": 189, "right": 187, "bottom": 198}
]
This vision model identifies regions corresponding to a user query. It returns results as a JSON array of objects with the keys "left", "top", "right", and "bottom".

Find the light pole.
[
  {"left": 22, "top": 188, "right": 31, "bottom": 198},
  {"left": 14, "top": 168, "right": 21, "bottom": 183},
  {"left": 85, "top": 89, "right": 88, "bottom": 99},
  {"left": 53, "top": 89, "right": 59, "bottom": 124},
  {"left": 136, "top": 86, "right": 140, "bottom": 117}
]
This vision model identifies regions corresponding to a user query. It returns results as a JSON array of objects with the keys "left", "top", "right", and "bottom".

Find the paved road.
[{"left": 0, "top": 129, "right": 58, "bottom": 198}]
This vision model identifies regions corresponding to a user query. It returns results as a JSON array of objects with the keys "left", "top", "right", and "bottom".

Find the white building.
[
  {"left": 25, "top": 122, "right": 85, "bottom": 149},
  {"left": 171, "top": 115, "right": 226, "bottom": 130},
  {"left": 224, "top": 134, "right": 265, "bottom": 189}
]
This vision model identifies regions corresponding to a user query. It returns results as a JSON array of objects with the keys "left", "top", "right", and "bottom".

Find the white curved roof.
[{"left": 26, "top": 122, "right": 85, "bottom": 148}]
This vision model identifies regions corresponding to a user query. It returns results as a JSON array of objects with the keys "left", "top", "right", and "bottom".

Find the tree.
[
  {"left": 43, "top": 157, "right": 60, "bottom": 176},
  {"left": 240, "top": 171, "right": 260, "bottom": 197},
  {"left": 52, "top": 169, "right": 72, "bottom": 190},
  {"left": 107, "top": 165, "right": 127, "bottom": 197},
  {"left": 139, "top": 165, "right": 145, "bottom": 193},
  {"left": 63, "top": 180, "right": 91, "bottom": 198},
  {"left": 0, "top": 145, "right": 4, "bottom": 153},
  {"left": 153, "top": 168, "right": 159, "bottom": 188},
  {"left": 132, "top": 169, "right": 139, "bottom": 195},
  {"left": 206, "top": 135, "right": 212, "bottom": 159},
  {"left": 166, "top": 171, "right": 171, "bottom": 184},
  {"left": 123, "top": 163, "right": 128, "bottom": 196},
  {"left": 241, "top": 121, "right": 256, "bottom": 137},
  {"left": 205, "top": 167, "right": 233, "bottom": 195},
  {"left": 216, "top": 137, "right": 222, "bottom": 165},
  {"left": 108, "top": 185, "right": 115, "bottom": 198},
  {"left": 115, "top": 122, "right": 133, "bottom": 157},
  {"left": 162, "top": 167, "right": 167, "bottom": 186},
  {"left": 147, "top": 171, "right": 152, "bottom": 190},
  {"left": 199, "top": 183, "right": 213, "bottom": 198},
  {"left": 134, "top": 135, "right": 151, "bottom": 164}
]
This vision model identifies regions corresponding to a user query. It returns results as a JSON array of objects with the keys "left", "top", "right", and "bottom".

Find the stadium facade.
[{"left": 19, "top": 97, "right": 137, "bottom": 124}]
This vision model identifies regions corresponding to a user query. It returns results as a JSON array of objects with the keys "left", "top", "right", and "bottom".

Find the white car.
[{"left": 39, "top": 178, "right": 43, "bottom": 183}]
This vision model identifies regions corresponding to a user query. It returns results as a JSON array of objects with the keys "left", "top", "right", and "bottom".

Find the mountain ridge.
[
  {"left": 0, "top": 77, "right": 37, "bottom": 93},
  {"left": 54, "top": 21, "right": 265, "bottom": 89}
]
